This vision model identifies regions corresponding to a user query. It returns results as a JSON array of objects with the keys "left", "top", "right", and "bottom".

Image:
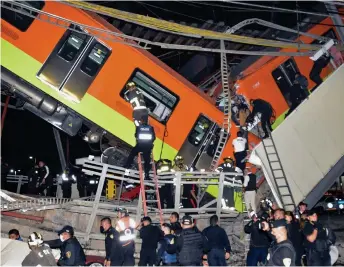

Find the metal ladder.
[
  {"left": 137, "top": 153, "right": 163, "bottom": 224},
  {"left": 210, "top": 40, "right": 231, "bottom": 171},
  {"left": 261, "top": 135, "right": 296, "bottom": 212}
]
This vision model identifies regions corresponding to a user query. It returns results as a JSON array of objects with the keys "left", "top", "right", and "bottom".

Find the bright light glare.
[{"left": 327, "top": 203, "right": 334, "bottom": 209}]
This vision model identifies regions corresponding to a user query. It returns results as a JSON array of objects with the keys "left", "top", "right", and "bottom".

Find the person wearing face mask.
[
  {"left": 100, "top": 217, "right": 123, "bottom": 267},
  {"left": 44, "top": 225, "right": 85, "bottom": 266}
]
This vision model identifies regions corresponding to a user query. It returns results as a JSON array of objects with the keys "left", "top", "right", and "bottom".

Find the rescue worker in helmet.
[
  {"left": 156, "top": 159, "right": 174, "bottom": 209},
  {"left": 173, "top": 155, "right": 189, "bottom": 172},
  {"left": 124, "top": 120, "right": 156, "bottom": 180},
  {"left": 124, "top": 81, "right": 148, "bottom": 126},
  {"left": 115, "top": 207, "right": 136, "bottom": 266},
  {"left": 22, "top": 232, "right": 57, "bottom": 266}
]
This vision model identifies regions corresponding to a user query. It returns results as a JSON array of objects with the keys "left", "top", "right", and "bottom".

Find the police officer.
[
  {"left": 38, "top": 161, "right": 53, "bottom": 196},
  {"left": 124, "top": 81, "right": 148, "bottom": 126},
  {"left": 267, "top": 219, "right": 296, "bottom": 266},
  {"left": 169, "top": 212, "right": 182, "bottom": 236},
  {"left": 243, "top": 169, "right": 257, "bottom": 213},
  {"left": 232, "top": 131, "right": 248, "bottom": 172},
  {"left": 167, "top": 215, "right": 208, "bottom": 266},
  {"left": 22, "top": 232, "right": 57, "bottom": 266},
  {"left": 244, "top": 211, "right": 271, "bottom": 266},
  {"left": 138, "top": 216, "right": 163, "bottom": 266},
  {"left": 45, "top": 225, "right": 86, "bottom": 266},
  {"left": 124, "top": 120, "right": 156, "bottom": 180},
  {"left": 100, "top": 217, "right": 123, "bottom": 266},
  {"left": 247, "top": 99, "right": 274, "bottom": 139},
  {"left": 115, "top": 208, "right": 136, "bottom": 266},
  {"left": 303, "top": 209, "right": 332, "bottom": 266},
  {"left": 202, "top": 215, "right": 231, "bottom": 266},
  {"left": 157, "top": 159, "right": 174, "bottom": 209}
]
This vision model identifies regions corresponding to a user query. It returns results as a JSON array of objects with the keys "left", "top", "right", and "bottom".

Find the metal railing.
[{"left": 0, "top": 197, "right": 72, "bottom": 212}]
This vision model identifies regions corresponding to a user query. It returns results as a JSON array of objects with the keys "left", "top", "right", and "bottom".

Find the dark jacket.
[
  {"left": 287, "top": 221, "right": 304, "bottom": 253},
  {"left": 46, "top": 237, "right": 86, "bottom": 266},
  {"left": 124, "top": 88, "right": 146, "bottom": 109},
  {"left": 168, "top": 228, "right": 208, "bottom": 266},
  {"left": 135, "top": 124, "right": 156, "bottom": 146},
  {"left": 140, "top": 224, "right": 163, "bottom": 250},
  {"left": 244, "top": 220, "right": 271, "bottom": 248},
  {"left": 202, "top": 225, "right": 231, "bottom": 252},
  {"left": 267, "top": 240, "right": 296, "bottom": 266},
  {"left": 104, "top": 227, "right": 123, "bottom": 264},
  {"left": 251, "top": 99, "right": 273, "bottom": 117},
  {"left": 39, "top": 165, "right": 52, "bottom": 185},
  {"left": 22, "top": 245, "right": 57, "bottom": 266},
  {"left": 170, "top": 222, "right": 182, "bottom": 236}
]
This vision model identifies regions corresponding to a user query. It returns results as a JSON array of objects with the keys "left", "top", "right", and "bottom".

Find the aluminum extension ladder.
[
  {"left": 137, "top": 153, "right": 164, "bottom": 224},
  {"left": 261, "top": 135, "right": 296, "bottom": 212},
  {"left": 210, "top": 40, "right": 231, "bottom": 171}
]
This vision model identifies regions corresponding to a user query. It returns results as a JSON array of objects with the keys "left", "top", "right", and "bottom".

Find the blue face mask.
[{"left": 100, "top": 226, "right": 105, "bottom": 234}]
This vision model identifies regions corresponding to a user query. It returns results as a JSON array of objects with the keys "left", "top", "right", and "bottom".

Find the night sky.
[{"left": 1, "top": 96, "right": 94, "bottom": 176}]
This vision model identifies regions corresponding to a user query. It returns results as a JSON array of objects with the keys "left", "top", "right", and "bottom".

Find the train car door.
[
  {"left": 178, "top": 114, "right": 223, "bottom": 170},
  {"left": 271, "top": 58, "right": 300, "bottom": 106}
]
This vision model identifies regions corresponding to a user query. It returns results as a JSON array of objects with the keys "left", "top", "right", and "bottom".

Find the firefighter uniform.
[
  {"left": 124, "top": 123, "right": 156, "bottom": 179},
  {"left": 157, "top": 159, "right": 174, "bottom": 209},
  {"left": 116, "top": 215, "right": 136, "bottom": 266},
  {"left": 124, "top": 82, "right": 148, "bottom": 126}
]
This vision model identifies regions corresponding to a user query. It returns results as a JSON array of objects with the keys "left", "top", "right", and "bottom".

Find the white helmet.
[{"left": 28, "top": 232, "right": 43, "bottom": 246}]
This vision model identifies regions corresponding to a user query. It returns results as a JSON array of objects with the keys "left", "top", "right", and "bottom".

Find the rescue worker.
[
  {"left": 8, "top": 229, "right": 23, "bottom": 241},
  {"left": 294, "top": 72, "right": 309, "bottom": 99},
  {"left": 285, "top": 80, "right": 304, "bottom": 118},
  {"left": 232, "top": 131, "right": 248, "bottom": 172},
  {"left": 202, "top": 215, "right": 231, "bottom": 266},
  {"left": 244, "top": 211, "right": 271, "bottom": 266},
  {"left": 100, "top": 217, "right": 123, "bottom": 266},
  {"left": 231, "top": 93, "right": 250, "bottom": 127},
  {"left": 182, "top": 176, "right": 198, "bottom": 209},
  {"left": 115, "top": 207, "right": 136, "bottom": 266},
  {"left": 169, "top": 212, "right": 182, "bottom": 236},
  {"left": 247, "top": 99, "right": 274, "bottom": 139},
  {"left": 124, "top": 120, "right": 155, "bottom": 180},
  {"left": 285, "top": 211, "right": 304, "bottom": 266},
  {"left": 267, "top": 219, "right": 296, "bottom": 266},
  {"left": 44, "top": 225, "right": 86, "bottom": 266},
  {"left": 243, "top": 168, "right": 257, "bottom": 213},
  {"left": 309, "top": 53, "right": 331, "bottom": 91},
  {"left": 173, "top": 155, "right": 189, "bottom": 171},
  {"left": 22, "top": 232, "right": 57, "bottom": 266},
  {"left": 124, "top": 81, "right": 148, "bottom": 126},
  {"left": 38, "top": 161, "right": 53, "bottom": 196},
  {"left": 167, "top": 215, "right": 208, "bottom": 266},
  {"left": 27, "top": 165, "right": 40, "bottom": 195},
  {"left": 157, "top": 159, "right": 174, "bottom": 209},
  {"left": 138, "top": 216, "right": 163, "bottom": 266},
  {"left": 156, "top": 223, "right": 177, "bottom": 266},
  {"left": 303, "top": 209, "right": 333, "bottom": 266}
]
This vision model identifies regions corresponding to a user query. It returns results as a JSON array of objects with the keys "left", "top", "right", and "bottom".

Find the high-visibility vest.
[{"left": 115, "top": 216, "right": 136, "bottom": 246}]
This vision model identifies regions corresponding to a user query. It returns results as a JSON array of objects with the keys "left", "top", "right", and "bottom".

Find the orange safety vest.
[{"left": 115, "top": 216, "right": 136, "bottom": 246}]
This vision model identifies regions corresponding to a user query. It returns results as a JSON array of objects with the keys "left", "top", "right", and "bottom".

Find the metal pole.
[
  {"left": 52, "top": 128, "right": 67, "bottom": 171},
  {"left": 1, "top": 96, "right": 10, "bottom": 137},
  {"left": 85, "top": 164, "right": 108, "bottom": 242},
  {"left": 216, "top": 173, "right": 225, "bottom": 221},
  {"left": 16, "top": 175, "right": 23, "bottom": 194},
  {"left": 325, "top": 3, "right": 344, "bottom": 42},
  {"left": 174, "top": 173, "right": 181, "bottom": 214}
]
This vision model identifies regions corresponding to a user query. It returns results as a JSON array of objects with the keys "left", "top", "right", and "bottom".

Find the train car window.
[
  {"left": 80, "top": 43, "right": 111, "bottom": 77},
  {"left": 1, "top": 1, "right": 45, "bottom": 32},
  {"left": 58, "top": 33, "right": 88, "bottom": 62},
  {"left": 120, "top": 69, "right": 179, "bottom": 124},
  {"left": 311, "top": 29, "right": 337, "bottom": 45},
  {"left": 188, "top": 115, "right": 212, "bottom": 146}
]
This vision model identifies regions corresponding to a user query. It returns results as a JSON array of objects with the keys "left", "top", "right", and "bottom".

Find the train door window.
[
  {"left": 120, "top": 69, "right": 179, "bottom": 124},
  {"left": 311, "top": 29, "right": 337, "bottom": 45},
  {"left": 271, "top": 58, "right": 300, "bottom": 107},
  {"left": 1, "top": 1, "right": 45, "bottom": 32},
  {"left": 80, "top": 43, "right": 111, "bottom": 77},
  {"left": 58, "top": 33, "right": 88, "bottom": 62},
  {"left": 188, "top": 115, "right": 212, "bottom": 146}
]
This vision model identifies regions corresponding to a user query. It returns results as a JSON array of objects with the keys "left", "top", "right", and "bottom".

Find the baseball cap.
[
  {"left": 141, "top": 216, "right": 152, "bottom": 223},
  {"left": 270, "top": 219, "right": 287, "bottom": 229},
  {"left": 57, "top": 225, "right": 74, "bottom": 236},
  {"left": 181, "top": 215, "right": 193, "bottom": 225}
]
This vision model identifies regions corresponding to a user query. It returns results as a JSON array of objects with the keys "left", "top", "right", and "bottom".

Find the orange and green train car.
[{"left": 1, "top": 1, "right": 262, "bottom": 210}]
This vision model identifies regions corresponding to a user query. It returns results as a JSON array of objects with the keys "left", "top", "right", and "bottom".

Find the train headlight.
[{"left": 327, "top": 203, "right": 334, "bottom": 209}]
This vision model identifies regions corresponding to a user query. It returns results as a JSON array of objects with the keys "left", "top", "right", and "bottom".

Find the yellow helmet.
[
  {"left": 126, "top": 81, "right": 136, "bottom": 89},
  {"left": 175, "top": 155, "right": 184, "bottom": 162}
]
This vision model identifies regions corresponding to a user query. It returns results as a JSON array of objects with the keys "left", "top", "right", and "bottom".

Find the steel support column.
[
  {"left": 53, "top": 128, "right": 67, "bottom": 171},
  {"left": 326, "top": 3, "right": 344, "bottom": 42}
]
